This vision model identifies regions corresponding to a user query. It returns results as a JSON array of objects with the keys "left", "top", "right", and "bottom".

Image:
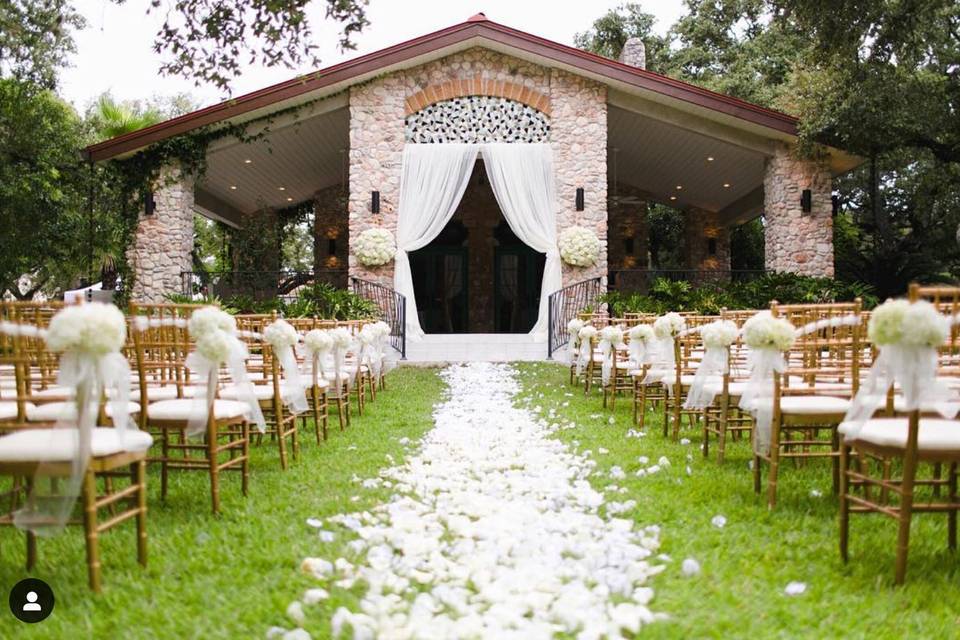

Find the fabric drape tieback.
[
  {"left": 684, "top": 346, "right": 729, "bottom": 410},
  {"left": 739, "top": 348, "right": 784, "bottom": 454}
]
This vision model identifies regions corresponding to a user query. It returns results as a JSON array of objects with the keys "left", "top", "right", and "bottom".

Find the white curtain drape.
[
  {"left": 393, "top": 142, "right": 560, "bottom": 341},
  {"left": 481, "top": 143, "right": 561, "bottom": 341},
  {"left": 394, "top": 144, "right": 479, "bottom": 339}
]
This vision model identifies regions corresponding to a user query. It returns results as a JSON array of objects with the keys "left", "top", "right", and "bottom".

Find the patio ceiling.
[
  {"left": 194, "top": 102, "right": 349, "bottom": 225},
  {"left": 608, "top": 103, "right": 767, "bottom": 222}
]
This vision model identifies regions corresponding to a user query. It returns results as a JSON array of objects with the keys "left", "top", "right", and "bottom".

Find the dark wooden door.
[
  {"left": 409, "top": 246, "right": 469, "bottom": 333},
  {"left": 494, "top": 245, "right": 545, "bottom": 333}
]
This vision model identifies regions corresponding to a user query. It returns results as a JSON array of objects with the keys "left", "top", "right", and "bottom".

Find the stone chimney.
[{"left": 619, "top": 38, "right": 646, "bottom": 70}]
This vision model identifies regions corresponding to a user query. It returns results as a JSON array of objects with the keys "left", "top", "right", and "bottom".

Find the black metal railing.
[
  {"left": 351, "top": 277, "right": 406, "bottom": 359},
  {"left": 181, "top": 270, "right": 348, "bottom": 301},
  {"left": 608, "top": 269, "right": 767, "bottom": 292},
  {"left": 547, "top": 277, "right": 603, "bottom": 359}
]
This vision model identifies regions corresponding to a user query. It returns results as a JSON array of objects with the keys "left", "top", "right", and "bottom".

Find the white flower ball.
[
  {"left": 628, "top": 324, "right": 655, "bottom": 343},
  {"left": 188, "top": 306, "right": 235, "bottom": 340},
  {"left": 742, "top": 311, "right": 796, "bottom": 351},
  {"left": 558, "top": 226, "right": 601, "bottom": 267},
  {"left": 599, "top": 325, "right": 624, "bottom": 346},
  {"left": 353, "top": 228, "right": 396, "bottom": 267},
  {"left": 264, "top": 319, "right": 299, "bottom": 349},
  {"left": 304, "top": 329, "right": 333, "bottom": 354},
  {"left": 46, "top": 303, "right": 127, "bottom": 356},
  {"left": 196, "top": 329, "right": 234, "bottom": 363},
  {"left": 701, "top": 320, "right": 739, "bottom": 349},
  {"left": 578, "top": 325, "right": 598, "bottom": 342},
  {"left": 330, "top": 327, "right": 353, "bottom": 349},
  {"left": 900, "top": 301, "right": 948, "bottom": 348},
  {"left": 653, "top": 312, "right": 686, "bottom": 339},
  {"left": 568, "top": 318, "right": 585, "bottom": 337}
]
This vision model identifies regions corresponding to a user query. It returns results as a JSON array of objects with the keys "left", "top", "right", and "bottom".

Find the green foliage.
[
  {"left": 730, "top": 218, "right": 765, "bottom": 271},
  {"left": 218, "top": 284, "right": 377, "bottom": 320},
  {"left": 145, "top": 0, "right": 369, "bottom": 93},
  {"left": 647, "top": 204, "right": 686, "bottom": 268},
  {"left": 601, "top": 273, "right": 877, "bottom": 316},
  {"left": 573, "top": 3, "right": 673, "bottom": 73},
  {"left": 88, "top": 95, "right": 164, "bottom": 140},
  {"left": 0, "top": 0, "right": 85, "bottom": 88}
]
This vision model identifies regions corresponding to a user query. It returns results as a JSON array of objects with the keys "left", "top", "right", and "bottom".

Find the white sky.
[{"left": 61, "top": 0, "right": 686, "bottom": 111}]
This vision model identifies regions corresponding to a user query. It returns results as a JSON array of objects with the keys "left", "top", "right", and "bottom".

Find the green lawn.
[
  {"left": 0, "top": 366, "right": 443, "bottom": 639},
  {"left": 516, "top": 362, "right": 960, "bottom": 639}
]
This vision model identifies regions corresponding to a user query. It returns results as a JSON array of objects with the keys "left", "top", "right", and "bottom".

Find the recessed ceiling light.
[
  {"left": 286, "top": 197, "right": 293, "bottom": 202},
  {"left": 229, "top": 185, "right": 237, "bottom": 190},
  {"left": 669, "top": 196, "right": 677, "bottom": 201},
  {"left": 243, "top": 159, "right": 252, "bottom": 164},
  {"left": 277, "top": 186, "right": 286, "bottom": 191},
  {"left": 707, "top": 156, "right": 715, "bottom": 162},
  {"left": 676, "top": 185, "right": 683, "bottom": 190},
  {"left": 723, "top": 183, "right": 731, "bottom": 188}
]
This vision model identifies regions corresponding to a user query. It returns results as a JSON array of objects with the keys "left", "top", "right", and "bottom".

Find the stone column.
[
  {"left": 127, "top": 164, "right": 195, "bottom": 303},
  {"left": 763, "top": 143, "right": 834, "bottom": 276},
  {"left": 313, "top": 184, "right": 349, "bottom": 288},
  {"left": 685, "top": 208, "right": 731, "bottom": 273}
]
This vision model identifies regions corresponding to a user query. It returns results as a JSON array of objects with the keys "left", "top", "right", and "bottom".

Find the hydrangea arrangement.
[
  {"left": 354, "top": 228, "right": 396, "bottom": 267},
  {"left": 868, "top": 299, "right": 947, "bottom": 347},
  {"left": 628, "top": 324, "right": 655, "bottom": 343},
  {"left": 330, "top": 327, "right": 354, "bottom": 350},
  {"left": 742, "top": 311, "right": 796, "bottom": 351},
  {"left": 653, "top": 313, "right": 686, "bottom": 339},
  {"left": 195, "top": 328, "right": 235, "bottom": 363},
  {"left": 700, "top": 320, "right": 739, "bottom": 349},
  {"left": 187, "top": 306, "right": 236, "bottom": 340},
  {"left": 263, "top": 318, "right": 299, "bottom": 349},
  {"left": 578, "top": 325, "right": 598, "bottom": 343},
  {"left": 46, "top": 303, "right": 126, "bottom": 355},
  {"left": 558, "top": 226, "right": 600, "bottom": 267},
  {"left": 568, "top": 318, "right": 585, "bottom": 338},
  {"left": 599, "top": 325, "right": 624, "bottom": 346},
  {"left": 304, "top": 329, "right": 333, "bottom": 354}
]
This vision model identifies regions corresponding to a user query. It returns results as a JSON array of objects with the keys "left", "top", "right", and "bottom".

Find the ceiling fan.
[{"left": 607, "top": 147, "right": 644, "bottom": 206}]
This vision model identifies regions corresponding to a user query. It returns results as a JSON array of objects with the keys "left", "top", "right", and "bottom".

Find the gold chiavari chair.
[
  {"left": 132, "top": 303, "right": 250, "bottom": 514},
  {"left": 755, "top": 300, "right": 862, "bottom": 508},
  {"left": 838, "top": 284, "right": 960, "bottom": 583},
  {"left": 700, "top": 310, "right": 754, "bottom": 463},
  {"left": 0, "top": 312, "right": 152, "bottom": 592},
  {"left": 631, "top": 320, "right": 664, "bottom": 430},
  {"left": 602, "top": 322, "right": 636, "bottom": 411},
  {"left": 287, "top": 317, "right": 333, "bottom": 444},
  {"left": 229, "top": 314, "right": 301, "bottom": 470},
  {"left": 664, "top": 315, "right": 718, "bottom": 440}
]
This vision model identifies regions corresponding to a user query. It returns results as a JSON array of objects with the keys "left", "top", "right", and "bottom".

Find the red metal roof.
[{"left": 83, "top": 14, "right": 799, "bottom": 162}]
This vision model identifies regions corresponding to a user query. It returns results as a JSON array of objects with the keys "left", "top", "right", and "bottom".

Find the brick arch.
[{"left": 405, "top": 77, "right": 551, "bottom": 117}]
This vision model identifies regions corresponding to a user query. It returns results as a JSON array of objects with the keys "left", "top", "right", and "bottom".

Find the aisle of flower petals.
[{"left": 293, "top": 362, "right": 666, "bottom": 639}]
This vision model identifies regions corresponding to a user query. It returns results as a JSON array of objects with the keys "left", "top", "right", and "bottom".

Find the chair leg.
[
  {"left": 831, "top": 428, "right": 841, "bottom": 495},
  {"left": 718, "top": 400, "right": 730, "bottom": 464},
  {"left": 767, "top": 423, "right": 781, "bottom": 509},
  {"left": 133, "top": 460, "right": 148, "bottom": 567},
  {"left": 638, "top": 384, "right": 647, "bottom": 430},
  {"left": 894, "top": 446, "right": 920, "bottom": 585},
  {"left": 82, "top": 469, "right": 101, "bottom": 592},
  {"left": 208, "top": 423, "right": 220, "bottom": 514},
  {"left": 160, "top": 427, "right": 169, "bottom": 502},
  {"left": 241, "top": 422, "right": 250, "bottom": 497},
  {"left": 948, "top": 462, "right": 957, "bottom": 551},
  {"left": 839, "top": 443, "right": 851, "bottom": 563}
]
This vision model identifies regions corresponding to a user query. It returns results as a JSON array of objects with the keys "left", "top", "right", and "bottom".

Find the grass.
[
  {"left": 515, "top": 362, "right": 960, "bottom": 639},
  {"left": 0, "top": 366, "right": 443, "bottom": 639}
]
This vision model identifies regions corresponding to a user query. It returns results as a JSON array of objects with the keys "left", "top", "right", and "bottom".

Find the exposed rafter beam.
[
  {"left": 718, "top": 186, "right": 765, "bottom": 227},
  {"left": 193, "top": 188, "right": 244, "bottom": 228}
]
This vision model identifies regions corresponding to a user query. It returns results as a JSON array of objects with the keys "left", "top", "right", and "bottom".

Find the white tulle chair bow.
[
  {"left": 843, "top": 300, "right": 959, "bottom": 436},
  {"left": 598, "top": 325, "right": 624, "bottom": 387},
  {"left": 575, "top": 325, "right": 598, "bottom": 376},
  {"left": 263, "top": 318, "right": 308, "bottom": 415},
  {"left": 10, "top": 303, "right": 133, "bottom": 534},
  {"left": 684, "top": 320, "right": 738, "bottom": 410},
  {"left": 737, "top": 311, "right": 796, "bottom": 454}
]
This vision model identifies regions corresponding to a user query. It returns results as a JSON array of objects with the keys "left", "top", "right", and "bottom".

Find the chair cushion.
[
  {"left": 25, "top": 401, "right": 141, "bottom": 423},
  {"left": 219, "top": 384, "right": 306, "bottom": 400},
  {"left": 778, "top": 395, "right": 850, "bottom": 415},
  {"left": 146, "top": 399, "right": 249, "bottom": 421},
  {"left": 703, "top": 381, "right": 752, "bottom": 397},
  {"left": 31, "top": 386, "right": 74, "bottom": 399},
  {"left": 130, "top": 385, "right": 202, "bottom": 402},
  {"left": 840, "top": 418, "right": 960, "bottom": 451},
  {"left": 0, "top": 427, "right": 154, "bottom": 462},
  {"left": 0, "top": 401, "right": 34, "bottom": 421}
]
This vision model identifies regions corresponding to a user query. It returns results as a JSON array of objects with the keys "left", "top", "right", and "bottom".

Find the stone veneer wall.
[
  {"left": 763, "top": 143, "right": 834, "bottom": 276},
  {"left": 127, "top": 165, "right": 194, "bottom": 302},
  {"left": 348, "top": 47, "right": 607, "bottom": 289},
  {"left": 607, "top": 183, "right": 649, "bottom": 272},
  {"left": 313, "top": 184, "right": 349, "bottom": 287},
  {"left": 685, "top": 208, "right": 731, "bottom": 272}
]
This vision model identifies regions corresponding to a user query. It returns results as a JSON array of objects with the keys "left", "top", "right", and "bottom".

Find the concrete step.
[{"left": 403, "top": 333, "right": 549, "bottom": 363}]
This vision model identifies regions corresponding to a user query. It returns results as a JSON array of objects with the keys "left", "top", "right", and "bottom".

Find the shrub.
[{"left": 600, "top": 273, "right": 877, "bottom": 316}]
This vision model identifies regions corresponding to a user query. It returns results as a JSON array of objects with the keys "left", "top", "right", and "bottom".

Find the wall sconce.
[
  {"left": 371, "top": 191, "right": 380, "bottom": 214},
  {"left": 327, "top": 238, "right": 337, "bottom": 256},
  {"left": 801, "top": 189, "right": 812, "bottom": 214},
  {"left": 144, "top": 190, "right": 156, "bottom": 216},
  {"left": 708, "top": 238, "right": 718, "bottom": 256},
  {"left": 831, "top": 195, "right": 840, "bottom": 216},
  {"left": 624, "top": 237, "right": 635, "bottom": 255},
  {"left": 575, "top": 187, "right": 584, "bottom": 212}
]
